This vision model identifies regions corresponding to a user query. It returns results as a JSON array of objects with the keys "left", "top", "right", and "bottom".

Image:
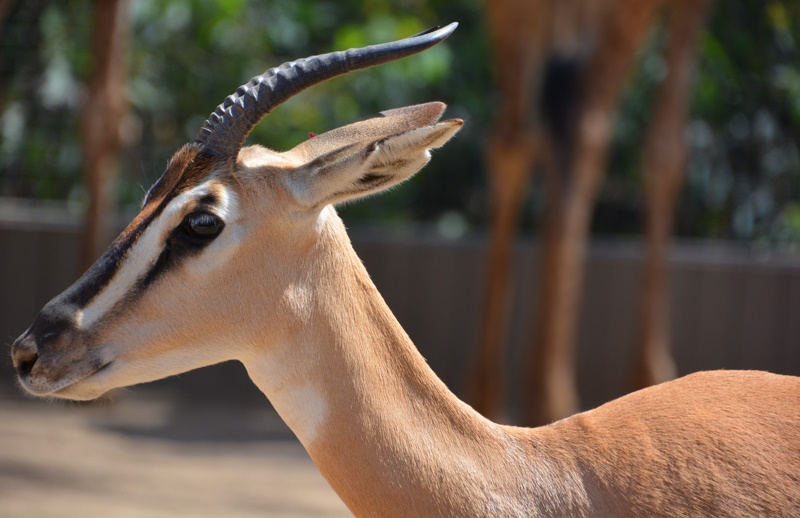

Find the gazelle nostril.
[
  {"left": 17, "top": 352, "right": 39, "bottom": 377},
  {"left": 11, "top": 341, "right": 40, "bottom": 377}
]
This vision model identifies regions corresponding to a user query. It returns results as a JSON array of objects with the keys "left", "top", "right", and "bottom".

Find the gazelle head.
[{"left": 11, "top": 24, "right": 462, "bottom": 401}]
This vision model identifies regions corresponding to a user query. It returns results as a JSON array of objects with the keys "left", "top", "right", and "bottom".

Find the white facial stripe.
[
  {"left": 211, "top": 180, "right": 238, "bottom": 221},
  {"left": 77, "top": 180, "right": 237, "bottom": 330}
]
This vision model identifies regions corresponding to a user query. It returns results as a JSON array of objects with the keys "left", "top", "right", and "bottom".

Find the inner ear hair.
[
  {"left": 290, "top": 102, "right": 449, "bottom": 164},
  {"left": 289, "top": 119, "right": 463, "bottom": 210},
  {"left": 366, "top": 121, "right": 463, "bottom": 167}
]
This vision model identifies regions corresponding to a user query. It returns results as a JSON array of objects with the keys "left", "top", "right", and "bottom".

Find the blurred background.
[{"left": 1, "top": 0, "right": 799, "bottom": 516}]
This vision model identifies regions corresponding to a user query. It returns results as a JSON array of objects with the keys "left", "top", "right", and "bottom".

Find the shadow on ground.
[{"left": 0, "top": 361, "right": 350, "bottom": 517}]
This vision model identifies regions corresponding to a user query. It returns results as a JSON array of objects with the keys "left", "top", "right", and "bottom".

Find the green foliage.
[
  {"left": 601, "top": 0, "right": 800, "bottom": 248},
  {"left": 1, "top": 0, "right": 799, "bottom": 247},
  {"left": 0, "top": 0, "right": 491, "bottom": 227}
]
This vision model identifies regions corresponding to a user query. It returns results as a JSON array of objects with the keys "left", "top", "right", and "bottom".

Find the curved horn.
[{"left": 196, "top": 22, "right": 458, "bottom": 158}]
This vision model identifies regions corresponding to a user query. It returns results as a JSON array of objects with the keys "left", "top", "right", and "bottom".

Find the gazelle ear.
[{"left": 287, "top": 118, "right": 463, "bottom": 209}]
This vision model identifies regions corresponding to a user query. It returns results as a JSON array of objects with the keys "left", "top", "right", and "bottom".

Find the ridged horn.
[{"left": 196, "top": 22, "right": 458, "bottom": 158}]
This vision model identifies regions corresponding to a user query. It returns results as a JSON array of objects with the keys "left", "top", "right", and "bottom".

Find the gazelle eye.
[{"left": 180, "top": 212, "right": 224, "bottom": 242}]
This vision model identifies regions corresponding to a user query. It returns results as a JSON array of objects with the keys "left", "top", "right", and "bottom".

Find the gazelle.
[
  {"left": 472, "top": 0, "right": 714, "bottom": 426},
  {"left": 10, "top": 23, "right": 800, "bottom": 517}
]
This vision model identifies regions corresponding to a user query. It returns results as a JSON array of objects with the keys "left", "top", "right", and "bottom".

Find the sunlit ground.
[{"left": 0, "top": 381, "right": 350, "bottom": 517}]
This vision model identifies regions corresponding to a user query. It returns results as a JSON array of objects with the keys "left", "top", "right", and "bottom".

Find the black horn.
[{"left": 196, "top": 22, "right": 458, "bottom": 158}]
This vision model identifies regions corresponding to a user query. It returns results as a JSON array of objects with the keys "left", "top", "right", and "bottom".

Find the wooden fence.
[{"left": 2, "top": 200, "right": 799, "bottom": 418}]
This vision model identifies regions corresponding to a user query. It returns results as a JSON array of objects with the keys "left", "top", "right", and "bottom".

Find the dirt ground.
[{"left": 0, "top": 380, "right": 351, "bottom": 518}]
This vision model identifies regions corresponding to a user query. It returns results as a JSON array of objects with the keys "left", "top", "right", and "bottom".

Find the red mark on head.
[{"left": 308, "top": 132, "right": 317, "bottom": 139}]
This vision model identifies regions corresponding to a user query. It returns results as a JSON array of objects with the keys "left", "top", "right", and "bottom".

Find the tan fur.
[
  {"left": 261, "top": 213, "right": 800, "bottom": 516},
  {"left": 14, "top": 104, "right": 800, "bottom": 516}
]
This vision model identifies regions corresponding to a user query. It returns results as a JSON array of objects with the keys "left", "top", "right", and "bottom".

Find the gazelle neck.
[{"left": 240, "top": 208, "right": 577, "bottom": 516}]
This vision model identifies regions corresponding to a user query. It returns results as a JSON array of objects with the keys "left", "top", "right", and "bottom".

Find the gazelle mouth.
[{"left": 45, "top": 361, "right": 114, "bottom": 397}]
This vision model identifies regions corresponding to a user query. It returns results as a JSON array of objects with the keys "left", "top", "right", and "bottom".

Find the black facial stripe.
[
  {"left": 52, "top": 152, "right": 222, "bottom": 312},
  {"left": 100, "top": 211, "right": 222, "bottom": 325},
  {"left": 129, "top": 242, "right": 173, "bottom": 302},
  {"left": 27, "top": 209, "right": 163, "bottom": 342},
  {"left": 91, "top": 243, "right": 173, "bottom": 331},
  {"left": 65, "top": 195, "right": 224, "bottom": 319},
  {"left": 24, "top": 143, "right": 223, "bottom": 344},
  {"left": 54, "top": 204, "right": 168, "bottom": 311}
]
